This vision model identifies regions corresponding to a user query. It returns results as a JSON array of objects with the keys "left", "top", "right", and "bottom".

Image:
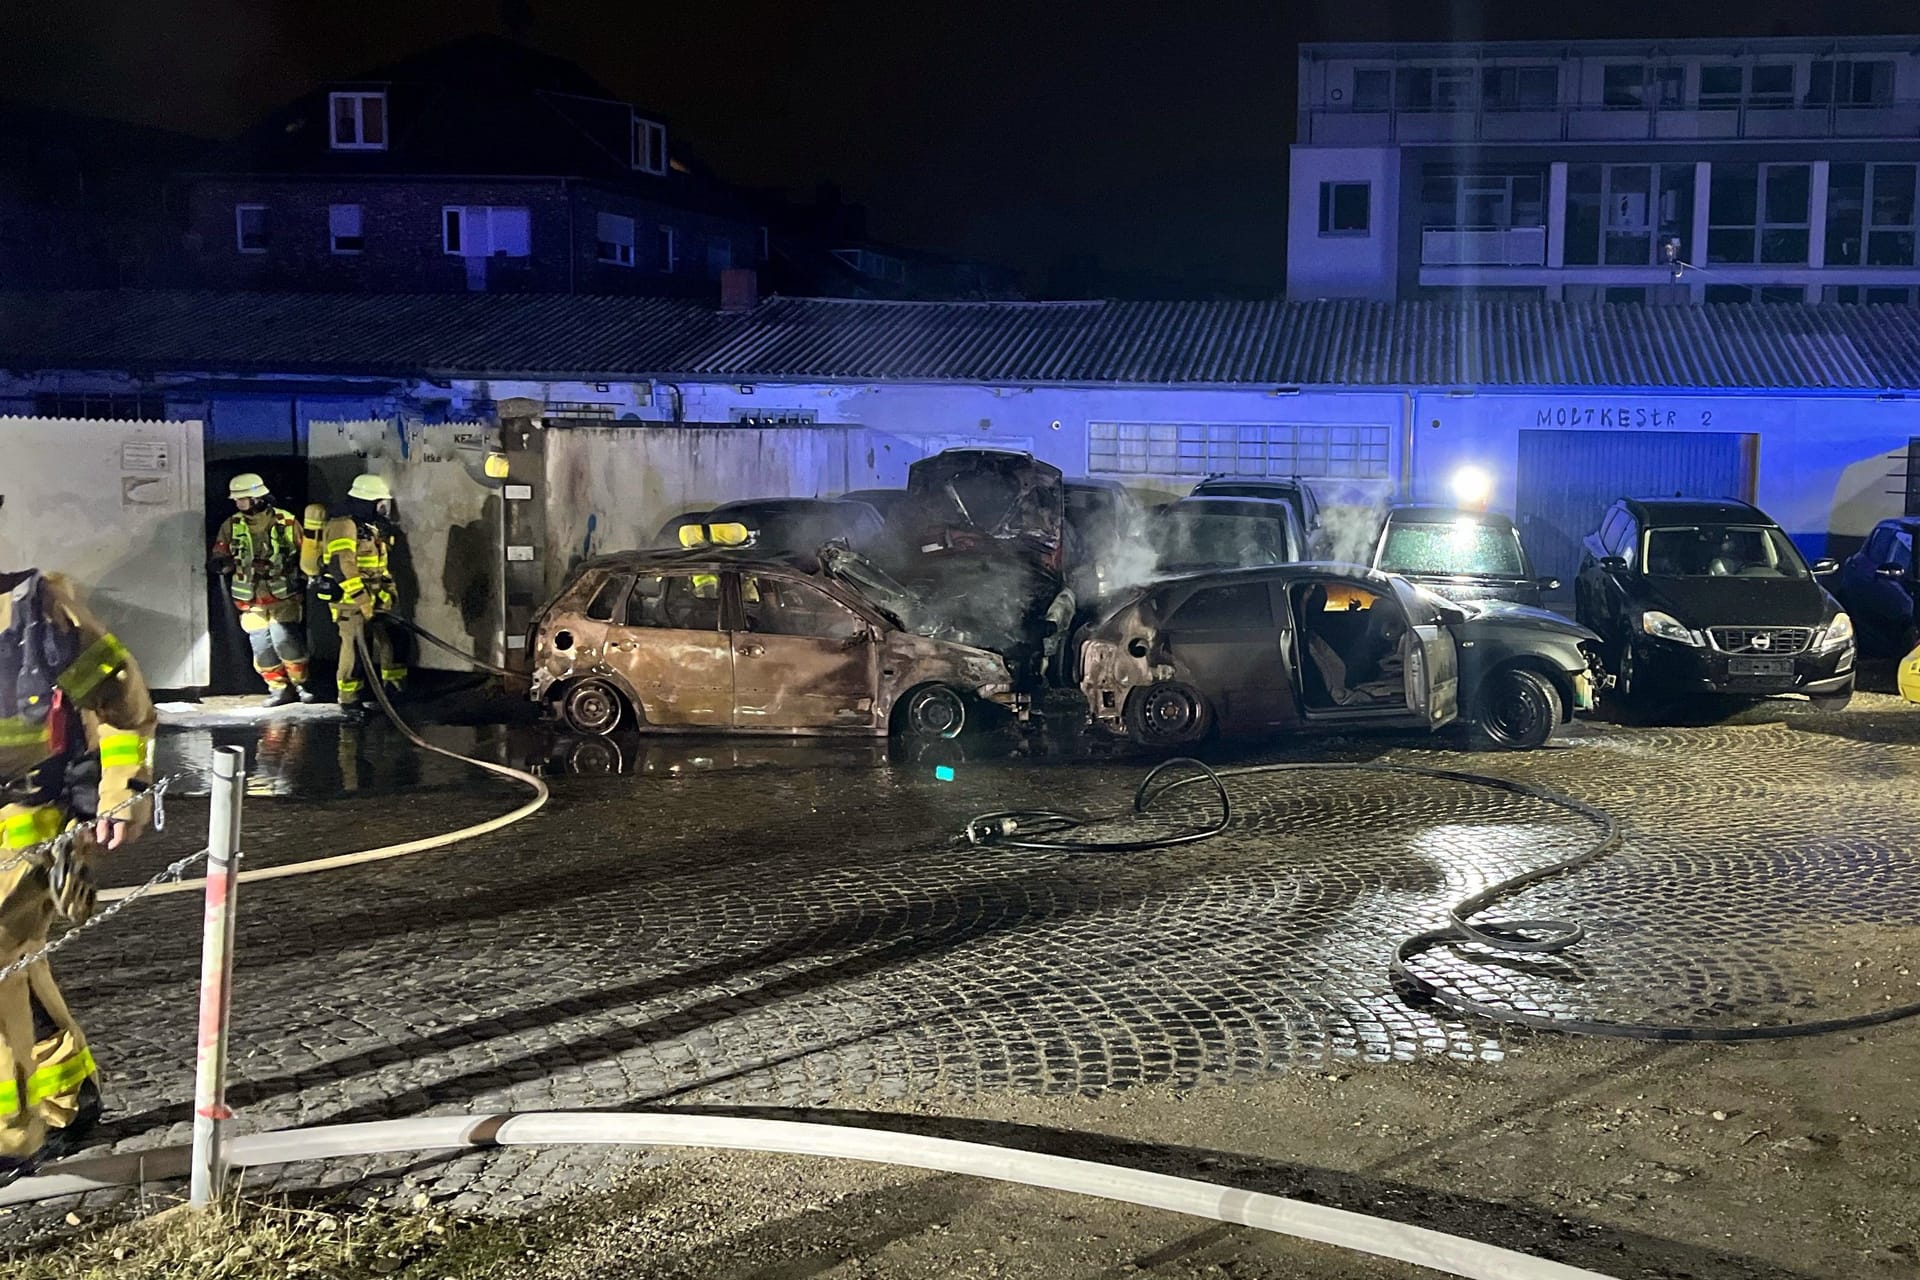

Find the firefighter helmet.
[
  {"left": 228, "top": 473, "right": 270, "bottom": 500},
  {"left": 348, "top": 474, "right": 393, "bottom": 501}
]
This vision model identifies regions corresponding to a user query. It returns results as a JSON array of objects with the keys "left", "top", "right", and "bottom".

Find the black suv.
[
  {"left": 1190, "top": 475, "right": 1325, "bottom": 554},
  {"left": 1575, "top": 498, "right": 1854, "bottom": 710}
]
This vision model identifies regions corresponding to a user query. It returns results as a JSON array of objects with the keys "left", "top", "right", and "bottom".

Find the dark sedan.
[
  {"left": 1190, "top": 475, "right": 1324, "bottom": 551},
  {"left": 1148, "top": 496, "right": 1306, "bottom": 576},
  {"left": 1828, "top": 517, "right": 1919, "bottom": 655},
  {"left": 1079, "top": 564, "right": 1597, "bottom": 751},
  {"left": 1575, "top": 497, "right": 1854, "bottom": 710},
  {"left": 1370, "top": 504, "right": 1557, "bottom": 608}
]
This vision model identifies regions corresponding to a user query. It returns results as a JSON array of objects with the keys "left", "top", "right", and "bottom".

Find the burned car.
[
  {"left": 528, "top": 536, "right": 1026, "bottom": 740},
  {"left": 654, "top": 498, "right": 888, "bottom": 556},
  {"left": 1079, "top": 564, "right": 1597, "bottom": 751},
  {"left": 882, "top": 448, "right": 1077, "bottom": 684}
]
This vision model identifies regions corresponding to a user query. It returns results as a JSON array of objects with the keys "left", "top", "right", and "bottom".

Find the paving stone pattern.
[{"left": 16, "top": 711, "right": 1920, "bottom": 1222}]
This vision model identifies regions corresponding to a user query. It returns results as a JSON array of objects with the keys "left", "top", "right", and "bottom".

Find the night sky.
[{"left": 9, "top": 1, "right": 1920, "bottom": 296}]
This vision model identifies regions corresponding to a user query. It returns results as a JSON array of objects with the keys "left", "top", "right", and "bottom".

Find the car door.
[
  {"left": 731, "top": 573, "right": 880, "bottom": 731},
  {"left": 605, "top": 571, "right": 734, "bottom": 728},
  {"left": 1159, "top": 579, "right": 1298, "bottom": 733},
  {"left": 1843, "top": 524, "right": 1913, "bottom": 646},
  {"left": 1390, "top": 578, "right": 1460, "bottom": 729}
]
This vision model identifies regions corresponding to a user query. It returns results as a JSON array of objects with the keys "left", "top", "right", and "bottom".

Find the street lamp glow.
[{"left": 1450, "top": 465, "right": 1493, "bottom": 509}]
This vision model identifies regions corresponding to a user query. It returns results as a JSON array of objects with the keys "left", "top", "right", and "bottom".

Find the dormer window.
[
  {"left": 330, "top": 91, "right": 388, "bottom": 150},
  {"left": 631, "top": 114, "right": 667, "bottom": 175}
]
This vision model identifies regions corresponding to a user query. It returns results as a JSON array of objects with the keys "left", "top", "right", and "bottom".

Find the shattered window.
[
  {"left": 623, "top": 574, "right": 724, "bottom": 630},
  {"left": 1378, "top": 521, "right": 1527, "bottom": 577},
  {"left": 740, "top": 577, "right": 866, "bottom": 640}
]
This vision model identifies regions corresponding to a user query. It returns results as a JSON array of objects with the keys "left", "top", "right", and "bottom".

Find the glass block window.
[{"left": 1088, "top": 422, "right": 1390, "bottom": 479}]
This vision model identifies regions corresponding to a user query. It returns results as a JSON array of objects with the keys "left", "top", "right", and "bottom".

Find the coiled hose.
[{"left": 964, "top": 757, "right": 1920, "bottom": 1042}]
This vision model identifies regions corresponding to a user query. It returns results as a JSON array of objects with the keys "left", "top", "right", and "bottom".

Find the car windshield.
[
  {"left": 1154, "top": 513, "right": 1294, "bottom": 570},
  {"left": 1379, "top": 520, "right": 1527, "bottom": 578},
  {"left": 1644, "top": 524, "right": 1809, "bottom": 579}
]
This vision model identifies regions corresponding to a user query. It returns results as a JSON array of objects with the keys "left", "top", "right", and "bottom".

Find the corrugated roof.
[{"left": 4, "top": 290, "right": 1920, "bottom": 390}]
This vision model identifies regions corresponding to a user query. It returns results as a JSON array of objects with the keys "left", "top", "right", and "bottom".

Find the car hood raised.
[{"left": 1636, "top": 575, "right": 1831, "bottom": 628}]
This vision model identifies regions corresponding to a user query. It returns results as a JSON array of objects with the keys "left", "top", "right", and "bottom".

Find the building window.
[
  {"left": 32, "top": 392, "right": 167, "bottom": 420},
  {"left": 329, "top": 91, "right": 387, "bottom": 150},
  {"left": 1706, "top": 163, "right": 1809, "bottom": 265},
  {"left": 1396, "top": 66, "right": 1474, "bottom": 111},
  {"left": 1652, "top": 66, "right": 1686, "bottom": 107},
  {"left": 1705, "top": 285, "right": 1806, "bottom": 304},
  {"left": 1826, "top": 164, "right": 1917, "bottom": 267},
  {"left": 1565, "top": 164, "right": 1693, "bottom": 267},
  {"left": 657, "top": 225, "right": 678, "bottom": 273},
  {"left": 1087, "top": 422, "right": 1390, "bottom": 480},
  {"left": 1318, "top": 182, "right": 1370, "bottom": 235},
  {"left": 1699, "top": 65, "right": 1744, "bottom": 109},
  {"left": 328, "top": 204, "right": 363, "bottom": 254},
  {"left": 1823, "top": 285, "right": 1920, "bottom": 304},
  {"left": 1421, "top": 169, "right": 1545, "bottom": 231},
  {"left": 1481, "top": 66, "right": 1557, "bottom": 110},
  {"left": 596, "top": 211, "right": 635, "bottom": 266},
  {"left": 1351, "top": 68, "right": 1392, "bottom": 111},
  {"left": 706, "top": 236, "right": 732, "bottom": 277},
  {"left": 441, "top": 206, "right": 530, "bottom": 257},
  {"left": 1602, "top": 65, "right": 1646, "bottom": 108},
  {"left": 234, "top": 204, "right": 268, "bottom": 253},
  {"left": 1808, "top": 60, "right": 1894, "bottom": 106},
  {"left": 1603, "top": 287, "right": 1647, "bottom": 304},
  {"left": 1749, "top": 64, "right": 1795, "bottom": 108},
  {"left": 631, "top": 115, "right": 667, "bottom": 175}
]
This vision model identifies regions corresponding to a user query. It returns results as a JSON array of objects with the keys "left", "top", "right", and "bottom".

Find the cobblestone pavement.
[{"left": 15, "top": 695, "right": 1920, "bottom": 1221}]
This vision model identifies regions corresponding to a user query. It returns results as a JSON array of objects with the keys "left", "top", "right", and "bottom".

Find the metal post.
[{"left": 189, "top": 746, "right": 245, "bottom": 1209}]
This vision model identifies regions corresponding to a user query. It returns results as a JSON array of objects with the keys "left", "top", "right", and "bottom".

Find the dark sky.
[{"left": 9, "top": 1, "right": 1920, "bottom": 296}]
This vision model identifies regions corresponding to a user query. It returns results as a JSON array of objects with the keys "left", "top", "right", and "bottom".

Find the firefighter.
[
  {"left": 210, "top": 473, "right": 314, "bottom": 707},
  {"left": 0, "top": 538, "right": 155, "bottom": 1185},
  {"left": 308, "top": 474, "right": 407, "bottom": 715}
]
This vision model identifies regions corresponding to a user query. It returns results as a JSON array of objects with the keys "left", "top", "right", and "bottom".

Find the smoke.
[{"left": 1317, "top": 499, "right": 1392, "bottom": 567}]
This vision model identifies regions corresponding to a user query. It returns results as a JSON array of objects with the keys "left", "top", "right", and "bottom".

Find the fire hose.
[
  {"left": 99, "top": 627, "right": 546, "bottom": 902},
  {"left": 963, "top": 757, "right": 1920, "bottom": 1042}
]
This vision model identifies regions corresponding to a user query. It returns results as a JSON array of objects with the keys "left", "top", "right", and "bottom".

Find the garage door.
[{"left": 1516, "top": 429, "right": 1754, "bottom": 592}]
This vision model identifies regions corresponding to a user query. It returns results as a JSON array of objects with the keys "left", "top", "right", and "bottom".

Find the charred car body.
[
  {"left": 654, "top": 498, "right": 888, "bottom": 556},
  {"left": 529, "top": 540, "right": 1025, "bottom": 740},
  {"left": 1079, "top": 564, "right": 1597, "bottom": 750},
  {"left": 879, "top": 449, "right": 1077, "bottom": 685}
]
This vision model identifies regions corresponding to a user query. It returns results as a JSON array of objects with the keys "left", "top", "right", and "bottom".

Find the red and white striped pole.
[{"left": 189, "top": 746, "right": 246, "bottom": 1209}]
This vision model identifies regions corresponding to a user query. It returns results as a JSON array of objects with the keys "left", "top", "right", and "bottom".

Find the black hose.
[
  {"left": 375, "top": 612, "right": 521, "bottom": 679},
  {"left": 962, "top": 757, "right": 1230, "bottom": 852},
  {"left": 964, "top": 758, "right": 1920, "bottom": 1042}
]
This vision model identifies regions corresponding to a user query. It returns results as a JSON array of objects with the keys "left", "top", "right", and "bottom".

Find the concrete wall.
[
  {"left": 1286, "top": 147, "right": 1402, "bottom": 301},
  {"left": 1410, "top": 389, "right": 1920, "bottom": 553}
]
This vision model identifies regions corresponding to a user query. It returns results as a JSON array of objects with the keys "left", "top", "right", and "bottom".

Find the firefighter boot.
[{"left": 263, "top": 686, "right": 299, "bottom": 709}]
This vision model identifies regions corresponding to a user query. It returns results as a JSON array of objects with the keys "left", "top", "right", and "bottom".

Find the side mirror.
[
  {"left": 1599, "top": 556, "right": 1628, "bottom": 572},
  {"left": 1874, "top": 562, "right": 1904, "bottom": 579},
  {"left": 1537, "top": 577, "right": 1562, "bottom": 592}
]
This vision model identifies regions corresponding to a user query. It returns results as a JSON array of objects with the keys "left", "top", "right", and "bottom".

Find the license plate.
[{"left": 1730, "top": 657, "right": 1793, "bottom": 676}]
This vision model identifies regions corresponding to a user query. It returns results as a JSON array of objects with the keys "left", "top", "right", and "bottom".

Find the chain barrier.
[{"left": 0, "top": 776, "right": 186, "bottom": 986}]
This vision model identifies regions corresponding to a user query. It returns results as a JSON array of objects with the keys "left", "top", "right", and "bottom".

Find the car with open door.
[
  {"left": 1574, "top": 498, "right": 1855, "bottom": 710},
  {"left": 528, "top": 531, "right": 1027, "bottom": 740},
  {"left": 1370, "top": 504, "right": 1557, "bottom": 608},
  {"left": 1828, "top": 516, "right": 1920, "bottom": 656},
  {"left": 1078, "top": 564, "right": 1597, "bottom": 750}
]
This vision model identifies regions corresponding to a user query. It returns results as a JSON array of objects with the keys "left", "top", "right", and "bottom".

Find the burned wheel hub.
[
  {"left": 903, "top": 685, "right": 967, "bottom": 740},
  {"left": 562, "top": 679, "right": 625, "bottom": 736},
  {"left": 1132, "top": 683, "right": 1209, "bottom": 744}
]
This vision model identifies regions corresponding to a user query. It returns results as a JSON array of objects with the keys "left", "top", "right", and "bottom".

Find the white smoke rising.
[{"left": 1316, "top": 500, "right": 1391, "bottom": 567}]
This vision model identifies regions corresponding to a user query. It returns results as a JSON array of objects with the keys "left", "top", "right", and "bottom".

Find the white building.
[{"left": 1289, "top": 35, "right": 1920, "bottom": 305}]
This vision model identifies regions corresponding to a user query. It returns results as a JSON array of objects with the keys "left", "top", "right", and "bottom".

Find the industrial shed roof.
[{"left": 3, "top": 290, "right": 1920, "bottom": 391}]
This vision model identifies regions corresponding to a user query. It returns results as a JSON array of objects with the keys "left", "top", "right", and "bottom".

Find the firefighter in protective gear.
[
  {"left": 0, "top": 556, "right": 155, "bottom": 1186},
  {"left": 210, "top": 473, "right": 314, "bottom": 707},
  {"left": 309, "top": 474, "right": 407, "bottom": 712}
]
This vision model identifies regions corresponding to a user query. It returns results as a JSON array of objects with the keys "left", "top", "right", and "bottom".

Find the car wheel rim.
[
  {"left": 909, "top": 688, "right": 965, "bottom": 739},
  {"left": 1487, "top": 680, "right": 1543, "bottom": 743},
  {"left": 566, "top": 683, "right": 619, "bottom": 734},
  {"left": 1141, "top": 686, "right": 1202, "bottom": 740}
]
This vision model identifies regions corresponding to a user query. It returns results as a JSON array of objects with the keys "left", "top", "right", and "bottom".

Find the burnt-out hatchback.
[{"left": 529, "top": 545, "right": 1026, "bottom": 740}]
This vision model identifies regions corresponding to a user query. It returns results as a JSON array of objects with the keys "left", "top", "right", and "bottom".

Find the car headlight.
[
  {"left": 1818, "top": 612, "right": 1854, "bottom": 651},
  {"left": 1638, "top": 610, "right": 1702, "bottom": 646}
]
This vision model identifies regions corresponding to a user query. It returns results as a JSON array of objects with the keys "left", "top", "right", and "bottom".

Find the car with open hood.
[
  {"left": 1574, "top": 498, "right": 1854, "bottom": 710},
  {"left": 1078, "top": 563, "right": 1598, "bottom": 751},
  {"left": 1370, "top": 504, "right": 1556, "bottom": 608},
  {"left": 528, "top": 529, "right": 1026, "bottom": 740}
]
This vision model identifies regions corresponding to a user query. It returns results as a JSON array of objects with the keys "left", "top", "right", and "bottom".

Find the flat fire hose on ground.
[
  {"left": 99, "top": 629, "right": 547, "bottom": 902},
  {"left": 0, "top": 1110, "right": 1625, "bottom": 1280}
]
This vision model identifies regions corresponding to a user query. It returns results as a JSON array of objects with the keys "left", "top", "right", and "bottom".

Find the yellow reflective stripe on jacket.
[
  {"left": 327, "top": 537, "right": 358, "bottom": 557},
  {"left": 25, "top": 1046, "right": 97, "bottom": 1105},
  {"left": 56, "top": 632, "right": 131, "bottom": 703},
  {"left": 3, "top": 806, "right": 63, "bottom": 850},
  {"left": 339, "top": 576, "right": 366, "bottom": 598},
  {"left": 99, "top": 732, "right": 146, "bottom": 769},
  {"left": 0, "top": 717, "right": 50, "bottom": 749},
  {"left": 0, "top": 1078, "right": 18, "bottom": 1118}
]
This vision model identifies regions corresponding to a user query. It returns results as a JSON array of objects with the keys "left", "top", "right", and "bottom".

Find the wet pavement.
[{"left": 16, "top": 690, "right": 1920, "bottom": 1220}]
